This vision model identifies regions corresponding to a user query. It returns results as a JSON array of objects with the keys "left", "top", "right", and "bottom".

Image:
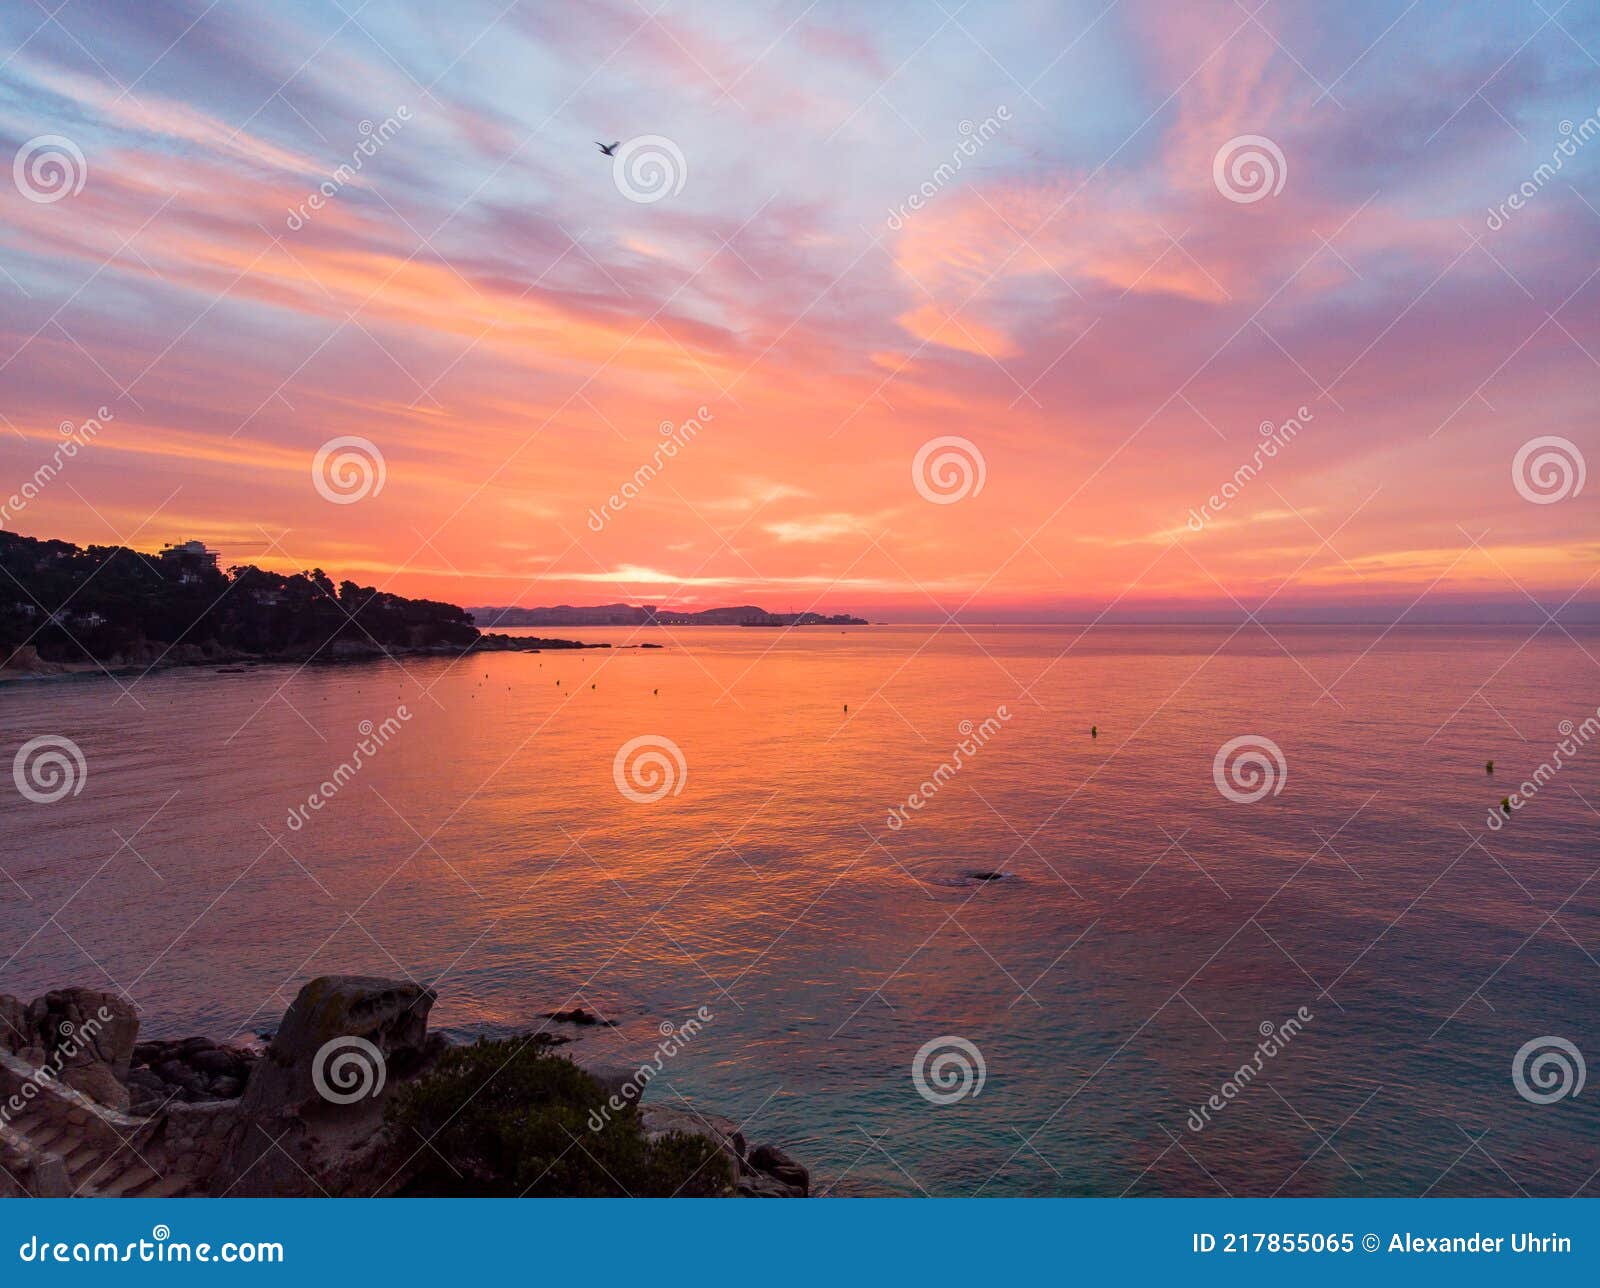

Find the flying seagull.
[{"left": 595, "top": 140, "right": 620, "bottom": 156}]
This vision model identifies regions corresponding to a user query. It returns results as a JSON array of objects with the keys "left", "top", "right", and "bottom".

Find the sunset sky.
[{"left": 1, "top": 0, "right": 1596, "bottom": 620}]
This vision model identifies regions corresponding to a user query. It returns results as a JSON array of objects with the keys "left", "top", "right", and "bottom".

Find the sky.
[{"left": 0, "top": 0, "right": 1596, "bottom": 621}]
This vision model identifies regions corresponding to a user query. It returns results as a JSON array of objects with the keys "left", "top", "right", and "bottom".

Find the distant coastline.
[
  {"left": 0, "top": 530, "right": 604, "bottom": 683},
  {"left": 472, "top": 602, "right": 868, "bottom": 628}
]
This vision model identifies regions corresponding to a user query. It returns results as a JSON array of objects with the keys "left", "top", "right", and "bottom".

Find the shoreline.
[
  {"left": 0, "top": 978, "right": 808, "bottom": 1199},
  {"left": 0, "top": 632, "right": 630, "bottom": 687}
]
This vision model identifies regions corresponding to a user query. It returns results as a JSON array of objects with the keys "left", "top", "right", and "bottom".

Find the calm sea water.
[{"left": 2, "top": 625, "right": 1597, "bottom": 1196}]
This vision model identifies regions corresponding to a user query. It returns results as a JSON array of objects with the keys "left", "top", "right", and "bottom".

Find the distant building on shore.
[{"left": 159, "top": 540, "right": 220, "bottom": 583}]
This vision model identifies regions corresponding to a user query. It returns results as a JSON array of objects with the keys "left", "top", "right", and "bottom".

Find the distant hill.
[
  {"left": 471, "top": 603, "right": 868, "bottom": 628},
  {"left": 0, "top": 531, "right": 593, "bottom": 669}
]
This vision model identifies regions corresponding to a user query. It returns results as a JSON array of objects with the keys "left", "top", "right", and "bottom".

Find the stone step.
[
  {"left": 18, "top": 1116, "right": 66, "bottom": 1145},
  {"left": 57, "top": 1138, "right": 100, "bottom": 1170},
  {"left": 127, "top": 1172, "right": 194, "bottom": 1199},
  {"left": 94, "top": 1162, "right": 157, "bottom": 1198}
]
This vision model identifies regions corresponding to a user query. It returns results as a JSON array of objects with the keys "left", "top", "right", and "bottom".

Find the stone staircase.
[
  {"left": 1, "top": 1115, "right": 196, "bottom": 1197},
  {"left": 0, "top": 1051, "right": 203, "bottom": 1198}
]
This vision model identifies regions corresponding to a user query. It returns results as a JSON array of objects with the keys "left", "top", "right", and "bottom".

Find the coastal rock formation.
[
  {"left": 211, "top": 976, "right": 443, "bottom": 1197},
  {"left": 639, "top": 1104, "right": 809, "bottom": 1197},
  {"left": 0, "top": 976, "right": 808, "bottom": 1198},
  {"left": 0, "top": 987, "right": 139, "bottom": 1110},
  {"left": 126, "top": 1036, "right": 263, "bottom": 1111}
]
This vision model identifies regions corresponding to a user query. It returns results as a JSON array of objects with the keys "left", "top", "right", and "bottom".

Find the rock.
[
  {"left": 639, "top": 1103, "right": 745, "bottom": 1188},
  {"left": 209, "top": 1076, "right": 243, "bottom": 1099},
  {"left": 0, "top": 988, "right": 139, "bottom": 1109},
  {"left": 748, "top": 1142, "right": 809, "bottom": 1194},
  {"left": 736, "top": 1170, "right": 796, "bottom": 1197},
  {"left": 542, "top": 1007, "right": 616, "bottom": 1027},
  {"left": 189, "top": 1048, "right": 238, "bottom": 1077},
  {"left": 214, "top": 976, "right": 439, "bottom": 1197}
]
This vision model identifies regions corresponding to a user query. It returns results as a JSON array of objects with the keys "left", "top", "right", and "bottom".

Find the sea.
[{"left": 2, "top": 624, "right": 1596, "bottom": 1195}]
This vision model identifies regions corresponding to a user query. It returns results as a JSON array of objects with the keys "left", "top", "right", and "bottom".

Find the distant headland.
[
  {"left": 0, "top": 531, "right": 600, "bottom": 679},
  {"left": 471, "top": 603, "right": 869, "bottom": 628}
]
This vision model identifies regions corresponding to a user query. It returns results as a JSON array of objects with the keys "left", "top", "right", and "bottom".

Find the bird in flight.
[{"left": 595, "top": 140, "right": 620, "bottom": 156}]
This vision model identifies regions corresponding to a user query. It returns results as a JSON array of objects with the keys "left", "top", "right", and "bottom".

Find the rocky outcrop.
[
  {"left": 126, "top": 1036, "right": 263, "bottom": 1111},
  {"left": 640, "top": 1104, "right": 809, "bottom": 1197},
  {"left": 1, "top": 976, "right": 808, "bottom": 1198},
  {"left": 0, "top": 987, "right": 139, "bottom": 1110},
  {"left": 211, "top": 976, "right": 442, "bottom": 1197}
]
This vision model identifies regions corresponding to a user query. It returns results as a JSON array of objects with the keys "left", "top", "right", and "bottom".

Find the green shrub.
[{"left": 386, "top": 1038, "right": 732, "bottom": 1197}]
